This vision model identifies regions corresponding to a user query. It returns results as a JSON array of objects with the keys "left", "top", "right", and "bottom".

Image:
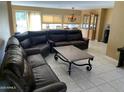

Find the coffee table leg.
[
  {"left": 86, "top": 58, "right": 92, "bottom": 71},
  {"left": 54, "top": 52, "right": 72, "bottom": 75},
  {"left": 68, "top": 62, "right": 72, "bottom": 75},
  {"left": 54, "top": 52, "right": 58, "bottom": 61}
]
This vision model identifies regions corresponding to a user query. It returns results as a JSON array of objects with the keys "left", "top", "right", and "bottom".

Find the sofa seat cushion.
[
  {"left": 25, "top": 44, "right": 49, "bottom": 57},
  {"left": 69, "top": 41, "right": 88, "bottom": 50},
  {"left": 55, "top": 42, "right": 72, "bottom": 46},
  {"left": 32, "top": 65, "right": 59, "bottom": 89},
  {"left": 27, "top": 54, "right": 46, "bottom": 68},
  {"left": 69, "top": 40, "right": 86, "bottom": 45},
  {"left": 32, "top": 44, "right": 50, "bottom": 57},
  {"left": 32, "top": 44, "right": 49, "bottom": 50}
]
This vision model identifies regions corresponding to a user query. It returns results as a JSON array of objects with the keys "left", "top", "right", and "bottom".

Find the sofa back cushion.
[
  {"left": 29, "top": 31, "right": 47, "bottom": 46},
  {"left": 15, "top": 32, "right": 29, "bottom": 42},
  {"left": 3, "top": 51, "right": 24, "bottom": 78},
  {"left": 20, "top": 39, "right": 31, "bottom": 49},
  {"left": 3, "top": 56, "right": 35, "bottom": 91},
  {"left": 14, "top": 32, "right": 32, "bottom": 49},
  {"left": 2, "top": 40, "right": 26, "bottom": 77},
  {"left": 3, "top": 40, "right": 35, "bottom": 91},
  {"left": 67, "top": 30, "right": 82, "bottom": 41},
  {"left": 48, "top": 30, "right": 67, "bottom": 42},
  {"left": 31, "top": 36, "right": 47, "bottom": 46},
  {"left": 6, "top": 44, "right": 27, "bottom": 59}
]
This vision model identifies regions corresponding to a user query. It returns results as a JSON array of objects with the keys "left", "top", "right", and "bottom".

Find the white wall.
[{"left": 0, "top": 2, "right": 10, "bottom": 63}]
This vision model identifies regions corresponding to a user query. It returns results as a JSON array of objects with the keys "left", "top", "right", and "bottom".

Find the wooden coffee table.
[{"left": 54, "top": 45, "right": 94, "bottom": 75}]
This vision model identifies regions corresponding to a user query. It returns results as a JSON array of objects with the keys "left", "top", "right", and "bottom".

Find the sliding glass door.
[
  {"left": 15, "top": 11, "right": 41, "bottom": 33},
  {"left": 16, "top": 11, "right": 28, "bottom": 33}
]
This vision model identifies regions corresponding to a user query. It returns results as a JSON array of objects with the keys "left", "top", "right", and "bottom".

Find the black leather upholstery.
[
  {"left": 15, "top": 32, "right": 31, "bottom": 49},
  {"left": 1, "top": 30, "right": 89, "bottom": 92},
  {"left": 29, "top": 31, "right": 47, "bottom": 46},
  {"left": 27, "top": 54, "right": 46, "bottom": 68},
  {"left": 31, "top": 44, "right": 50, "bottom": 57},
  {"left": 34, "top": 82, "right": 67, "bottom": 92},
  {"left": 5, "top": 36, "right": 20, "bottom": 51},
  {"left": 1, "top": 37, "right": 67, "bottom": 92},
  {"left": 47, "top": 30, "right": 89, "bottom": 50},
  {"left": 20, "top": 39, "right": 31, "bottom": 49},
  {"left": 23, "top": 60, "right": 35, "bottom": 91},
  {"left": 14, "top": 30, "right": 88, "bottom": 53},
  {"left": 15, "top": 32, "right": 29, "bottom": 42},
  {"left": 67, "top": 30, "right": 82, "bottom": 41},
  {"left": 48, "top": 30, "right": 67, "bottom": 42},
  {"left": 32, "top": 64, "right": 59, "bottom": 89},
  {"left": 24, "top": 48, "right": 41, "bottom": 56},
  {"left": 55, "top": 41, "right": 71, "bottom": 46},
  {"left": 3, "top": 50, "right": 24, "bottom": 77},
  {"left": 31, "top": 36, "right": 47, "bottom": 45}
]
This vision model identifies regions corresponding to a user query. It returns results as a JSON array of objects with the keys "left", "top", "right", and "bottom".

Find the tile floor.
[{"left": 45, "top": 41, "right": 124, "bottom": 92}]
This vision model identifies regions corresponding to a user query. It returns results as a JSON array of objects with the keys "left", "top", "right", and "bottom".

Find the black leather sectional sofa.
[
  {"left": 15, "top": 30, "right": 89, "bottom": 54},
  {"left": 1, "top": 29, "right": 89, "bottom": 92}
]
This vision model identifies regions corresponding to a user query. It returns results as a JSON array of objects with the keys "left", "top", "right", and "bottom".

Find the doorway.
[{"left": 82, "top": 13, "right": 98, "bottom": 40}]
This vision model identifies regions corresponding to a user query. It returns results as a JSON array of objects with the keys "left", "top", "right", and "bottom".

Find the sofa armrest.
[
  {"left": 82, "top": 38, "right": 89, "bottom": 49},
  {"left": 2, "top": 70, "right": 24, "bottom": 92},
  {"left": 118, "top": 47, "right": 124, "bottom": 52},
  {"left": 83, "top": 38, "right": 89, "bottom": 44},
  {"left": 48, "top": 40, "right": 55, "bottom": 53},
  {"left": 83, "top": 38, "right": 89, "bottom": 42},
  {"left": 33, "top": 82, "right": 67, "bottom": 92},
  {"left": 48, "top": 40, "right": 55, "bottom": 45},
  {"left": 24, "top": 48, "right": 41, "bottom": 56}
]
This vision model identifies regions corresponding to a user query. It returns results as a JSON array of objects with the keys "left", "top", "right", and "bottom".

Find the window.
[
  {"left": 28, "top": 12, "right": 41, "bottom": 31},
  {"left": 16, "top": 11, "right": 41, "bottom": 33},
  {"left": 63, "top": 24, "right": 80, "bottom": 30},
  {"left": 16, "top": 11, "right": 28, "bottom": 33},
  {"left": 42, "top": 14, "right": 62, "bottom": 30},
  {"left": 15, "top": 11, "right": 81, "bottom": 31},
  {"left": 42, "top": 24, "right": 62, "bottom": 30}
]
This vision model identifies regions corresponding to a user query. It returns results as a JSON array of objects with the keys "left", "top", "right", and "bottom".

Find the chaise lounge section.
[{"left": 47, "top": 30, "right": 89, "bottom": 52}]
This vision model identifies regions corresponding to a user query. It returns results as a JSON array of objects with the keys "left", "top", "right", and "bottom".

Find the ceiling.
[{"left": 11, "top": 1, "right": 115, "bottom": 10}]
